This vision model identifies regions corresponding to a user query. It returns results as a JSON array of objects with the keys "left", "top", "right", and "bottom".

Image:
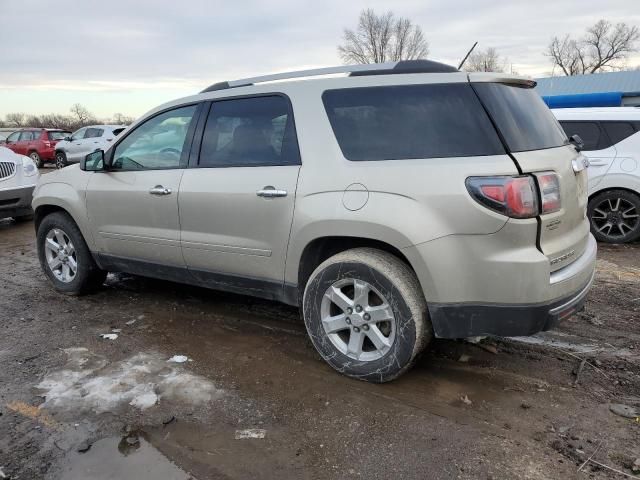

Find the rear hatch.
[{"left": 470, "top": 76, "right": 590, "bottom": 272}]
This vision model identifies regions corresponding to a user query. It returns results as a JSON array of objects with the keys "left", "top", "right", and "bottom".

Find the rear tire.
[
  {"left": 55, "top": 151, "right": 67, "bottom": 169},
  {"left": 588, "top": 189, "right": 640, "bottom": 244},
  {"left": 302, "top": 248, "right": 431, "bottom": 383},
  {"left": 29, "top": 151, "right": 43, "bottom": 168},
  {"left": 36, "top": 211, "right": 106, "bottom": 295}
]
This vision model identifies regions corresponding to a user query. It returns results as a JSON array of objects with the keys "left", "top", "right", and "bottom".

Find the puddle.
[{"left": 58, "top": 433, "right": 194, "bottom": 480}]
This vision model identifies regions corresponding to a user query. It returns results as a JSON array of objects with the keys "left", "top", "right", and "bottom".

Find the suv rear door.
[
  {"left": 178, "top": 95, "right": 301, "bottom": 298},
  {"left": 472, "top": 79, "right": 589, "bottom": 273}
]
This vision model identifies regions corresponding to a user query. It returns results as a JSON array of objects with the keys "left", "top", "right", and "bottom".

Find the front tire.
[
  {"left": 29, "top": 151, "right": 43, "bottom": 168},
  {"left": 303, "top": 248, "right": 431, "bottom": 383},
  {"left": 37, "top": 212, "right": 106, "bottom": 295},
  {"left": 55, "top": 151, "right": 67, "bottom": 169},
  {"left": 588, "top": 189, "right": 640, "bottom": 244}
]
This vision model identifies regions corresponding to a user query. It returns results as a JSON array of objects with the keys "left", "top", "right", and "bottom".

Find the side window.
[
  {"left": 19, "top": 131, "right": 34, "bottom": 141},
  {"left": 199, "top": 95, "right": 300, "bottom": 167},
  {"left": 602, "top": 122, "right": 636, "bottom": 145},
  {"left": 323, "top": 84, "right": 505, "bottom": 161},
  {"left": 71, "top": 128, "right": 87, "bottom": 141},
  {"left": 6, "top": 132, "right": 20, "bottom": 142},
  {"left": 559, "top": 122, "right": 609, "bottom": 151},
  {"left": 111, "top": 105, "right": 197, "bottom": 171},
  {"left": 86, "top": 128, "right": 104, "bottom": 138}
]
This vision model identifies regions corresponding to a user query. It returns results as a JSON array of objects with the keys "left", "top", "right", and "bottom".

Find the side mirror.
[
  {"left": 569, "top": 134, "right": 584, "bottom": 152},
  {"left": 81, "top": 149, "right": 105, "bottom": 171},
  {"left": 64, "top": 136, "right": 72, "bottom": 142}
]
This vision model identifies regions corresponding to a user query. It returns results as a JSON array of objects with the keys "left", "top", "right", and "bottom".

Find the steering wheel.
[{"left": 159, "top": 147, "right": 181, "bottom": 159}]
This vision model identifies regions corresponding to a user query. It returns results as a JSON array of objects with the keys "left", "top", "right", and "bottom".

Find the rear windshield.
[
  {"left": 322, "top": 84, "right": 505, "bottom": 161},
  {"left": 48, "top": 131, "right": 70, "bottom": 140},
  {"left": 473, "top": 83, "right": 568, "bottom": 152}
]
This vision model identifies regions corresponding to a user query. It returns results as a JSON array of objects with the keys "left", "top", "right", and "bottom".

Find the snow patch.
[
  {"left": 235, "top": 429, "right": 266, "bottom": 439},
  {"left": 36, "top": 349, "right": 222, "bottom": 414},
  {"left": 99, "top": 333, "right": 118, "bottom": 340},
  {"left": 168, "top": 355, "right": 189, "bottom": 363}
]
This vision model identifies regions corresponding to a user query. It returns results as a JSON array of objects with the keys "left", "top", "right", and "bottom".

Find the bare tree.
[
  {"left": 69, "top": 103, "right": 94, "bottom": 124},
  {"left": 112, "top": 113, "right": 135, "bottom": 125},
  {"left": 5, "top": 113, "right": 27, "bottom": 128},
  {"left": 547, "top": 20, "right": 640, "bottom": 75},
  {"left": 338, "top": 9, "right": 429, "bottom": 64},
  {"left": 465, "top": 47, "right": 506, "bottom": 72}
]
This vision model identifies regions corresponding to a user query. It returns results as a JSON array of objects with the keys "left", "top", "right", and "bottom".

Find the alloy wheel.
[
  {"left": 30, "top": 152, "right": 41, "bottom": 167},
  {"left": 591, "top": 197, "right": 640, "bottom": 240},
  {"left": 44, "top": 228, "right": 78, "bottom": 283},
  {"left": 320, "top": 278, "right": 396, "bottom": 361},
  {"left": 55, "top": 154, "right": 65, "bottom": 169}
]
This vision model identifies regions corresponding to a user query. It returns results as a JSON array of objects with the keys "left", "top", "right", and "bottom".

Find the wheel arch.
[
  {"left": 33, "top": 184, "right": 96, "bottom": 250},
  {"left": 589, "top": 185, "right": 640, "bottom": 201},
  {"left": 291, "top": 234, "right": 423, "bottom": 307}
]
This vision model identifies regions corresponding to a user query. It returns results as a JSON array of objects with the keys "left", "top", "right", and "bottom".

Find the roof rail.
[{"left": 200, "top": 60, "right": 458, "bottom": 93}]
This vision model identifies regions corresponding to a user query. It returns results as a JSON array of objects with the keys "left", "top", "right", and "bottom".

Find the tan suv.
[{"left": 33, "top": 60, "right": 597, "bottom": 382}]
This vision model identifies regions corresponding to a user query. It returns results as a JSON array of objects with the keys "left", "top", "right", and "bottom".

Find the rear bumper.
[
  {"left": 429, "top": 270, "right": 595, "bottom": 338},
  {"left": 40, "top": 147, "right": 56, "bottom": 161},
  {"left": 0, "top": 185, "right": 35, "bottom": 217},
  {"left": 419, "top": 232, "right": 598, "bottom": 339}
]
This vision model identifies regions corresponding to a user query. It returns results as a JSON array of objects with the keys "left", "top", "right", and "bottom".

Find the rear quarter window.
[
  {"left": 602, "top": 122, "right": 637, "bottom": 145},
  {"left": 322, "top": 84, "right": 505, "bottom": 161},
  {"left": 473, "top": 83, "right": 568, "bottom": 152},
  {"left": 559, "top": 121, "right": 609, "bottom": 151}
]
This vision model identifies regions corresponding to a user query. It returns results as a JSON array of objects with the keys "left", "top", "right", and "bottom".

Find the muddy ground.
[{"left": 1, "top": 206, "right": 639, "bottom": 479}]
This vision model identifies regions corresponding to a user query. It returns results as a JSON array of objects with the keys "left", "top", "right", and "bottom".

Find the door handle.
[
  {"left": 149, "top": 185, "right": 172, "bottom": 196},
  {"left": 257, "top": 186, "right": 287, "bottom": 198}
]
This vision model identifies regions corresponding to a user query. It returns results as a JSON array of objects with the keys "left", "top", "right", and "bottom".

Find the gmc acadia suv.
[{"left": 32, "top": 60, "right": 597, "bottom": 382}]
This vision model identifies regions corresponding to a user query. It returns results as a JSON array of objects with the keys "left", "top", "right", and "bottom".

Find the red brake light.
[{"left": 466, "top": 176, "right": 539, "bottom": 219}]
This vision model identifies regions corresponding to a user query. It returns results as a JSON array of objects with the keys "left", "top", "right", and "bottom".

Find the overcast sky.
[{"left": 1, "top": 0, "right": 638, "bottom": 119}]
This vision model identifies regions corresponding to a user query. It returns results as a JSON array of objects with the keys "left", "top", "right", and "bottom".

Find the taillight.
[
  {"left": 536, "top": 172, "right": 561, "bottom": 214},
  {"left": 44, "top": 141, "right": 51, "bottom": 147},
  {"left": 466, "top": 176, "right": 539, "bottom": 219}
]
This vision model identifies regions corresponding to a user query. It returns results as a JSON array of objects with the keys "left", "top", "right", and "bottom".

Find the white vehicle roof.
[
  {"left": 552, "top": 107, "right": 640, "bottom": 121},
  {"left": 83, "top": 125, "right": 126, "bottom": 130}
]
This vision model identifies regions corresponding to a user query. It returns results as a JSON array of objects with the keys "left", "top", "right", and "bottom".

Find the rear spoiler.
[{"left": 467, "top": 73, "right": 536, "bottom": 88}]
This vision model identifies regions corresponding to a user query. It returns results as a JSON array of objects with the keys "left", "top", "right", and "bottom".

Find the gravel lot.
[{"left": 1, "top": 199, "right": 639, "bottom": 479}]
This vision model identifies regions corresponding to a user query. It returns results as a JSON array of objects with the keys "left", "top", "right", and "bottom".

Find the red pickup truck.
[{"left": 4, "top": 128, "right": 71, "bottom": 167}]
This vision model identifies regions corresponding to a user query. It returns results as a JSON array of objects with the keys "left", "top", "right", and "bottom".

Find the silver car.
[
  {"left": 33, "top": 60, "right": 596, "bottom": 382},
  {"left": 54, "top": 125, "right": 126, "bottom": 169}
]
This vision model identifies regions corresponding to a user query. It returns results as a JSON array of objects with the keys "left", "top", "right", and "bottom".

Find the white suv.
[
  {"left": 33, "top": 61, "right": 596, "bottom": 382},
  {"left": 554, "top": 108, "right": 640, "bottom": 243},
  {"left": 54, "top": 125, "right": 126, "bottom": 169}
]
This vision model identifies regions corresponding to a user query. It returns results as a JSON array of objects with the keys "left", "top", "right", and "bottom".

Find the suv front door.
[
  {"left": 65, "top": 128, "right": 88, "bottom": 163},
  {"left": 178, "top": 96, "right": 301, "bottom": 298},
  {"left": 86, "top": 105, "right": 199, "bottom": 270}
]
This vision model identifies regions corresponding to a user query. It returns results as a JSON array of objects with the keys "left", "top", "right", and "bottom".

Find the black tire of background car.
[
  {"left": 588, "top": 189, "right": 640, "bottom": 244},
  {"left": 29, "top": 151, "right": 43, "bottom": 168},
  {"left": 55, "top": 151, "right": 67, "bottom": 169},
  {"left": 36, "top": 211, "right": 107, "bottom": 295},
  {"left": 302, "top": 248, "right": 431, "bottom": 383}
]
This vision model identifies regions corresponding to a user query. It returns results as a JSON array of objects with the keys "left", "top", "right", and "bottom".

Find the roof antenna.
[{"left": 457, "top": 42, "right": 478, "bottom": 70}]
